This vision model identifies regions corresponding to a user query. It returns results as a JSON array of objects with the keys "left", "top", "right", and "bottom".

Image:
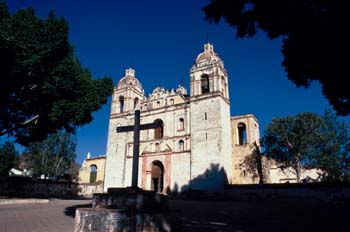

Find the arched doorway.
[{"left": 151, "top": 161, "right": 164, "bottom": 193}]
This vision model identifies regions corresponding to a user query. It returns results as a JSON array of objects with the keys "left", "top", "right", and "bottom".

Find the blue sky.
[{"left": 7, "top": 0, "right": 333, "bottom": 165}]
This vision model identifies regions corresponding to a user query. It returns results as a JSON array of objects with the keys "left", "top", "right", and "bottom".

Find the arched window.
[
  {"left": 178, "top": 118, "right": 184, "bottom": 130},
  {"left": 170, "top": 98, "right": 174, "bottom": 105},
  {"left": 155, "top": 143, "right": 160, "bottom": 151},
  {"left": 134, "top": 97, "right": 139, "bottom": 109},
  {"left": 154, "top": 119, "right": 164, "bottom": 139},
  {"left": 238, "top": 122, "right": 247, "bottom": 145},
  {"left": 119, "top": 96, "right": 124, "bottom": 113},
  {"left": 157, "top": 101, "right": 160, "bottom": 107},
  {"left": 90, "top": 165, "right": 97, "bottom": 183},
  {"left": 178, "top": 140, "right": 184, "bottom": 151},
  {"left": 201, "top": 74, "right": 209, "bottom": 94}
]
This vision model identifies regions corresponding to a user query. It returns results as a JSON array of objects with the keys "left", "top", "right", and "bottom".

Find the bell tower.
[
  {"left": 104, "top": 68, "right": 144, "bottom": 190},
  {"left": 190, "top": 43, "right": 229, "bottom": 99},
  {"left": 111, "top": 68, "right": 144, "bottom": 115},
  {"left": 189, "top": 43, "right": 232, "bottom": 191}
]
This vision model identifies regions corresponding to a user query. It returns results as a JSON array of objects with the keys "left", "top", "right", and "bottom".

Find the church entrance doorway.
[{"left": 151, "top": 161, "right": 164, "bottom": 193}]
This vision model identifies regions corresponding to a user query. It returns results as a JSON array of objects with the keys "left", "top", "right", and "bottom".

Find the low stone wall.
[
  {"left": 78, "top": 183, "right": 104, "bottom": 197},
  {"left": 222, "top": 183, "right": 350, "bottom": 202},
  {"left": 171, "top": 183, "right": 350, "bottom": 202},
  {"left": 0, "top": 177, "right": 101, "bottom": 198}
]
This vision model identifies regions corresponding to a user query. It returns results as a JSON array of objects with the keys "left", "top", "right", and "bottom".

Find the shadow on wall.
[
  {"left": 239, "top": 141, "right": 266, "bottom": 184},
  {"left": 171, "top": 163, "right": 228, "bottom": 195}
]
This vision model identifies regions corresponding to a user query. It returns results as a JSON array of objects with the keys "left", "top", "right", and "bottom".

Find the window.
[
  {"left": 238, "top": 122, "right": 247, "bottom": 145},
  {"left": 155, "top": 143, "right": 160, "bottom": 151},
  {"left": 201, "top": 74, "right": 209, "bottom": 94},
  {"left": 134, "top": 97, "right": 139, "bottom": 109},
  {"left": 221, "top": 76, "right": 226, "bottom": 96},
  {"left": 170, "top": 98, "right": 174, "bottom": 105},
  {"left": 154, "top": 119, "right": 164, "bottom": 139},
  {"left": 178, "top": 118, "right": 184, "bottom": 130},
  {"left": 178, "top": 140, "right": 184, "bottom": 151},
  {"left": 119, "top": 96, "right": 124, "bottom": 113},
  {"left": 157, "top": 101, "right": 160, "bottom": 107}
]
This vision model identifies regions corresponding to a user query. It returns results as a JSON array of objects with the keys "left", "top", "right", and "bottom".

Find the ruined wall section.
[{"left": 231, "top": 115, "right": 262, "bottom": 184}]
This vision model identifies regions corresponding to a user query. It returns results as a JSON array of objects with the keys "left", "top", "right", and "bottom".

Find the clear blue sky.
[{"left": 7, "top": 0, "right": 333, "bottom": 165}]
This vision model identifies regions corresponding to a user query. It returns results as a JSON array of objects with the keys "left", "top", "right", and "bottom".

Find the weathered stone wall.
[
  {"left": 0, "top": 177, "right": 84, "bottom": 198},
  {"left": 78, "top": 183, "right": 104, "bottom": 197},
  {"left": 223, "top": 183, "right": 350, "bottom": 202},
  {"left": 0, "top": 177, "right": 105, "bottom": 198},
  {"left": 231, "top": 115, "right": 262, "bottom": 184},
  {"left": 269, "top": 166, "right": 322, "bottom": 183}
]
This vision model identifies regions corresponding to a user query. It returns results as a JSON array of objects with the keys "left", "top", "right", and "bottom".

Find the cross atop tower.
[
  {"left": 125, "top": 68, "right": 135, "bottom": 77},
  {"left": 204, "top": 43, "right": 214, "bottom": 53}
]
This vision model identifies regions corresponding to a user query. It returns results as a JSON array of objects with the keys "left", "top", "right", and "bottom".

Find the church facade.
[{"left": 104, "top": 43, "right": 260, "bottom": 193}]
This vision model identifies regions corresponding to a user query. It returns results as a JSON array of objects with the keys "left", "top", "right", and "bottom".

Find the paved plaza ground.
[{"left": 0, "top": 198, "right": 349, "bottom": 231}]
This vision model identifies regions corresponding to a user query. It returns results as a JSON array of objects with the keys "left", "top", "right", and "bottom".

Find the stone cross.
[{"left": 116, "top": 109, "right": 161, "bottom": 189}]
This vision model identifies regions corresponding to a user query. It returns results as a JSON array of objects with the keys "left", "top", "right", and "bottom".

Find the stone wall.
[
  {"left": 0, "top": 177, "right": 100, "bottom": 198},
  {"left": 222, "top": 183, "right": 350, "bottom": 202}
]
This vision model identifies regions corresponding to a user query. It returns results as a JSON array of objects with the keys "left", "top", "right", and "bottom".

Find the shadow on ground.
[{"left": 168, "top": 199, "right": 350, "bottom": 232}]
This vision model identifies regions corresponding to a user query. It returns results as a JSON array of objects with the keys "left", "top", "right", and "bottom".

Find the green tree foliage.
[
  {"left": 0, "top": 2, "right": 114, "bottom": 145},
  {"left": 203, "top": 0, "right": 350, "bottom": 116},
  {"left": 90, "top": 171, "right": 97, "bottom": 183},
  {"left": 23, "top": 130, "right": 77, "bottom": 178},
  {"left": 262, "top": 111, "right": 350, "bottom": 182},
  {"left": 0, "top": 141, "right": 17, "bottom": 176},
  {"left": 313, "top": 110, "right": 350, "bottom": 182}
]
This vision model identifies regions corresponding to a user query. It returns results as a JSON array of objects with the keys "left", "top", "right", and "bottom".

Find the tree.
[
  {"left": 203, "top": 0, "right": 350, "bottom": 116},
  {"left": 262, "top": 113, "right": 323, "bottom": 183},
  {"left": 262, "top": 111, "right": 350, "bottom": 182},
  {"left": 311, "top": 110, "right": 350, "bottom": 182},
  {"left": 0, "top": 2, "right": 114, "bottom": 146},
  {"left": 0, "top": 141, "right": 17, "bottom": 176},
  {"left": 23, "top": 130, "right": 77, "bottom": 178}
]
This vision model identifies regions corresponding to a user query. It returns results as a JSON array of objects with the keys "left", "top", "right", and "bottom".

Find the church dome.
[
  {"left": 117, "top": 68, "right": 143, "bottom": 91},
  {"left": 194, "top": 43, "right": 224, "bottom": 67}
]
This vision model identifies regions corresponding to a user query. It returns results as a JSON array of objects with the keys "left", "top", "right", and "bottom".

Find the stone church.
[{"left": 104, "top": 43, "right": 261, "bottom": 193}]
